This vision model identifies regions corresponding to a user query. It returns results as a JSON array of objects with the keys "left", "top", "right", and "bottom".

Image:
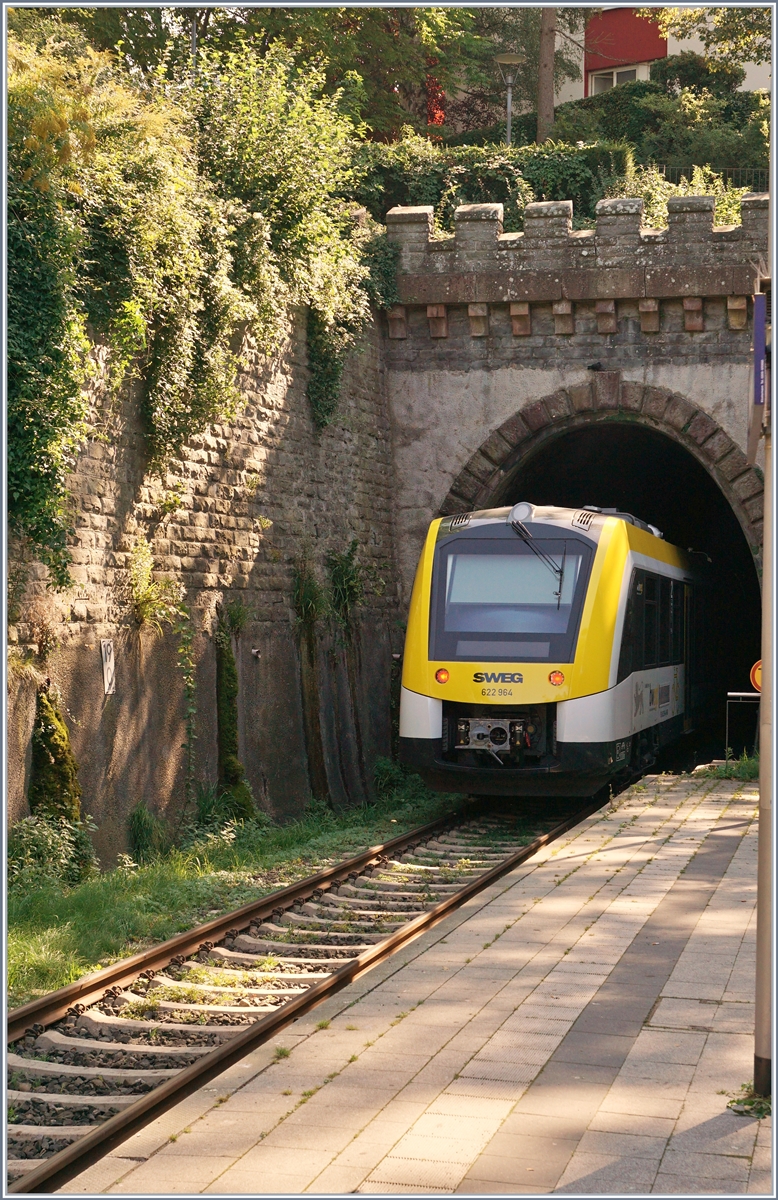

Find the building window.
[{"left": 589, "top": 61, "right": 651, "bottom": 93}]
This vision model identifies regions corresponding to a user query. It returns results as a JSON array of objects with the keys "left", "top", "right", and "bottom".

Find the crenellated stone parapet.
[{"left": 385, "top": 194, "right": 769, "bottom": 307}]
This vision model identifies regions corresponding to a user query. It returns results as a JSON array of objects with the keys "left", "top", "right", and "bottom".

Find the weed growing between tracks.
[{"left": 7, "top": 762, "right": 462, "bottom": 1007}]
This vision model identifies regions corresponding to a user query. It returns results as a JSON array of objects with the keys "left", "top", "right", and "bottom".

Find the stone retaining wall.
[{"left": 8, "top": 316, "right": 399, "bottom": 861}]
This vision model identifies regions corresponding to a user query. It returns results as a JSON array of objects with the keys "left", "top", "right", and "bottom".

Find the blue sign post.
[{"left": 747, "top": 291, "right": 769, "bottom": 464}]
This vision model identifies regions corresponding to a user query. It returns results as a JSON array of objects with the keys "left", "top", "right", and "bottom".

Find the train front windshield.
[{"left": 430, "top": 534, "right": 593, "bottom": 663}]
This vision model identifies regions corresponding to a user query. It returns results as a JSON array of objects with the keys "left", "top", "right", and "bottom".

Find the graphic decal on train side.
[{"left": 558, "top": 664, "right": 685, "bottom": 743}]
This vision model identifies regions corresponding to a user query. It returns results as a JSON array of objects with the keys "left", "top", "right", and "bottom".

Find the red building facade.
[{"left": 584, "top": 8, "right": 667, "bottom": 96}]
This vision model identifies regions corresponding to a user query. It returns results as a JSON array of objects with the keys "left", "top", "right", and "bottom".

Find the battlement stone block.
[
  {"left": 727, "top": 295, "right": 748, "bottom": 330},
  {"left": 523, "top": 200, "right": 573, "bottom": 242},
  {"left": 667, "top": 195, "right": 715, "bottom": 242},
  {"left": 510, "top": 301, "right": 531, "bottom": 336},
  {"left": 386, "top": 205, "right": 435, "bottom": 271},
  {"left": 595, "top": 299, "right": 617, "bottom": 334},
  {"left": 741, "top": 194, "right": 769, "bottom": 242},
  {"left": 683, "top": 296, "right": 704, "bottom": 332},
  {"left": 467, "top": 303, "right": 489, "bottom": 337},
  {"left": 454, "top": 204, "right": 503, "bottom": 249},
  {"left": 427, "top": 304, "right": 448, "bottom": 338},
  {"left": 639, "top": 297, "right": 660, "bottom": 333},
  {"left": 552, "top": 299, "right": 574, "bottom": 335}
]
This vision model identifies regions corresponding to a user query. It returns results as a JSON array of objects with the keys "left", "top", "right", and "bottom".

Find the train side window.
[
  {"left": 659, "top": 577, "right": 671, "bottom": 664},
  {"left": 617, "top": 569, "right": 643, "bottom": 682},
  {"left": 671, "top": 581, "right": 684, "bottom": 662},
  {"left": 644, "top": 574, "right": 658, "bottom": 667}
]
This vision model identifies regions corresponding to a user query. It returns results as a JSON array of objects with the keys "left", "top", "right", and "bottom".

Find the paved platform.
[{"left": 60, "top": 774, "right": 771, "bottom": 1196}]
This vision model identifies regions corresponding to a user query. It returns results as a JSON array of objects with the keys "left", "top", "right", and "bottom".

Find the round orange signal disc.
[
  {"left": 548, "top": 670, "right": 565, "bottom": 686},
  {"left": 750, "top": 660, "right": 762, "bottom": 692},
  {"left": 435, "top": 668, "right": 450, "bottom": 684}
]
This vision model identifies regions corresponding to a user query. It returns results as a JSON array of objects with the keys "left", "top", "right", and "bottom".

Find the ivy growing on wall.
[
  {"left": 8, "top": 28, "right": 401, "bottom": 579},
  {"left": 128, "top": 534, "right": 198, "bottom": 807},
  {"left": 214, "top": 600, "right": 255, "bottom": 822}
]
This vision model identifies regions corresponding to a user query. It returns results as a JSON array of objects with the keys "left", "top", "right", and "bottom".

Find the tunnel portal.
[{"left": 500, "top": 421, "right": 761, "bottom": 759}]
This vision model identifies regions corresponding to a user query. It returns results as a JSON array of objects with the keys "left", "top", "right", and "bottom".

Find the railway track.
[{"left": 7, "top": 797, "right": 602, "bottom": 1194}]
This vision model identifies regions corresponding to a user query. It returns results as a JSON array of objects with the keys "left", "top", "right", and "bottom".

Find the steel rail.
[
  {"left": 7, "top": 813, "right": 457, "bottom": 1044},
  {"left": 8, "top": 798, "right": 600, "bottom": 1195}
]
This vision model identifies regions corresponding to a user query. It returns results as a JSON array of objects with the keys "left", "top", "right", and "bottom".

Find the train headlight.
[
  {"left": 548, "top": 670, "right": 565, "bottom": 686},
  {"left": 435, "top": 668, "right": 450, "bottom": 684}
]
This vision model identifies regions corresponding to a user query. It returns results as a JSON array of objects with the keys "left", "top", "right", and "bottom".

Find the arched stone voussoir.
[{"left": 439, "top": 378, "right": 764, "bottom": 562}]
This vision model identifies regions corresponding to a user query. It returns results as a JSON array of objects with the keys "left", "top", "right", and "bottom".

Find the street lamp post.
[{"left": 495, "top": 53, "right": 524, "bottom": 148}]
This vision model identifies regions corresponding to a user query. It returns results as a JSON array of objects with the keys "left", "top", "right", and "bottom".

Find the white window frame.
[{"left": 589, "top": 60, "right": 654, "bottom": 94}]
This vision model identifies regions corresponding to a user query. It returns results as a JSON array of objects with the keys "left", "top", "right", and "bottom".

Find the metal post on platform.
[
  {"left": 751, "top": 267, "right": 772, "bottom": 1097},
  {"left": 755, "top": 418, "right": 772, "bottom": 1097}
]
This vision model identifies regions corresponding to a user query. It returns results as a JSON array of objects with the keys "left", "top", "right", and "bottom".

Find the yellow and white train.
[{"left": 399, "top": 502, "right": 709, "bottom": 797}]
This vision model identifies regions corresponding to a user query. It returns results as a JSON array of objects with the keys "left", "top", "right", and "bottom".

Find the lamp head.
[{"left": 495, "top": 52, "right": 524, "bottom": 84}]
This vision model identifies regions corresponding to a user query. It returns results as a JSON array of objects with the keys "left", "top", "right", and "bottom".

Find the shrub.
[
  {"left": 326, "top": 539, "right": 364, "bottom": 630},
  {"left": 8, "top": 814, "right": 98, "bottom": 889},
  {"left": 704, "top": 751, "right": 759, "bottom": 781},
  {"left": 550, "top": 80, "right": 768, "bottom": 175},
  {"left": 352, "top": 130, "right": 633, "bottom": 231},
  {"left": 292, "top": 560, "right": 329, "bottom": 628},
  {"left": 28, "top": 685, "right": 82, "bottom": 821},
  {"left": 604, "top": 163, "right": 748, "bottom": 230}
]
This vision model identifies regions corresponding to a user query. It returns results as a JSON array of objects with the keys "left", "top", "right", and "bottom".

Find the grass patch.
[
  {"left": 703, "top": 752, "right": 760, "bottom": 781},
  {"left": 8, "top": 766, "right": 462, "bottom": 1007}
]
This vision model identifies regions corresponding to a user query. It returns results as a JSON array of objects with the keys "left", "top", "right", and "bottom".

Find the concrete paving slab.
[{"left": 653, "top": 1171, "right": 748, "bottom": 1194}]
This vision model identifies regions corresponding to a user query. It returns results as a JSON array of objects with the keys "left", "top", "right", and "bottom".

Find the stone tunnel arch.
[
  {"left": 439, "top": 374, "right": 763, "bottom": 744},
  {"left": 440, "top": 375, "right": 763, "bottom": 570}
]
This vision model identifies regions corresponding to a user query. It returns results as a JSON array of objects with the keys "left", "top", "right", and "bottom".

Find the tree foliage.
[
  {"left": 650, "top": 51, "right": 746, "bottom": 96},
  {"left": 644, "top": 7, "right": 772, "bottom": 66},
  {"left": 43, "top": 6, "right": 590, "bottom": 139}
]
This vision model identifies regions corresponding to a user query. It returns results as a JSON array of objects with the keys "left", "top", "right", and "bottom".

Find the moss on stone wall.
[{"left": 28, "top": 685, "right": 82, "bottom": 821}]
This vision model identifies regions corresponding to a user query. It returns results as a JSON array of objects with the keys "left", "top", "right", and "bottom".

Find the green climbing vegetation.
[
  {"left": 18, "top": 683, "right": 98, "bottom": 889},
  {"left": 7, "top": 21, "right": 400, "bottom": 582},
  {"left": 215, "top": 603, "right": 255, "bottom": 823},
  {"left": 353, "top": 131, "right": 632, "bottom": 231}
]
